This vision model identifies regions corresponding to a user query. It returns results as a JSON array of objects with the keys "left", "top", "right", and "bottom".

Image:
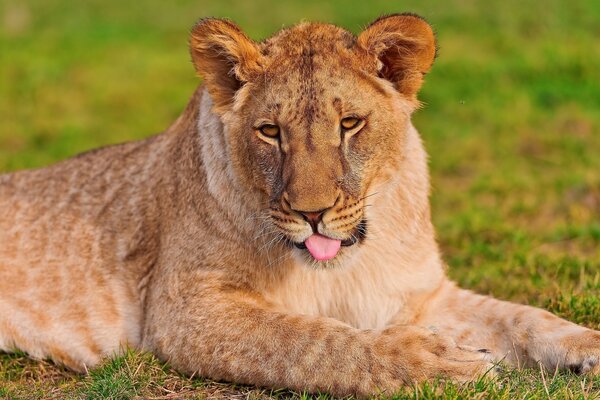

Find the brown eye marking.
[
  {"left": 340, "top": 117, "right": 362, "bottom": 131},
  {"left": 259, "top": 124, "right": 280, "bottom": 138}
]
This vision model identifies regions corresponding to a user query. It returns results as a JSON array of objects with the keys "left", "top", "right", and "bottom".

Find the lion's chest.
[{"left": 262, "top": 250, "right": 443, "bottom": 330}]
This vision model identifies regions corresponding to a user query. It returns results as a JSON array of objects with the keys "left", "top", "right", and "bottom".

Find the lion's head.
[{"left": 189, "top": 15, "right": 436, "bottom": 264}]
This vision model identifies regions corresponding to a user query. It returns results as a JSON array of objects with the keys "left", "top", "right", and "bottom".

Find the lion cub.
[{"left": 1, "top": 14, "right": 599, "bottom": 397}]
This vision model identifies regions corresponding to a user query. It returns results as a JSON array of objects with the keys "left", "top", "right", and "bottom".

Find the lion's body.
[
  {"left": 1, "top": 16, "right": 599, "bottom": 397},
  {"left": 0, "top": 135, "right": 160, "bottom": 369}
]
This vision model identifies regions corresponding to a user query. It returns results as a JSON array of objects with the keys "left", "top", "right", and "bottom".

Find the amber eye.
[
  {"left": 259, "top": 124, "right": 280, "bottom": 138},
  {"left": 340, "top": 117, "right": 361, "bottom": 130}
]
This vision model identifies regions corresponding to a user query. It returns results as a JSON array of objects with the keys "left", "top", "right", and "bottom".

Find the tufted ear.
[
  {"left": 357, "top": 14, "right": 437, "bottom": 101},
  {"left": 189, "top": 18, "right": 263, "bottom": 112}
]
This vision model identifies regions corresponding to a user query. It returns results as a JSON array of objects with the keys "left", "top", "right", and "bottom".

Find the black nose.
[{"left": 298, "top": 210, "right": 326, "bottom": 233}]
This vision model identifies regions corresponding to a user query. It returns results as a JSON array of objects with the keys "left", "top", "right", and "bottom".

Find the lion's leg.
[
  {"left": 414, "top": 281, "right": 600, "bottom": 374},
  {"left": 142, "top": 273, "right": 493, "bottom": 397}
]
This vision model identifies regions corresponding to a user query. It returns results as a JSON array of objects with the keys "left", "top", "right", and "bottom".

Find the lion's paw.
[
  {"left": 378, "top": 326, "right": 498, "bottom": 384},
  {"left": 556, "top": 329, "right": 600, "bottom": 375}
]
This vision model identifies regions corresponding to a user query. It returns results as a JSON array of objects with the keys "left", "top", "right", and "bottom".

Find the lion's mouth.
[
  {"left": 293, "top": 236, "right": 359, "bottom": 249},
  {"left": 290, "top": 219, "right": 367, "bottom": 260}
]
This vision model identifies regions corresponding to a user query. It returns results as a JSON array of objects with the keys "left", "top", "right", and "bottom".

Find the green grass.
[{"left": 1, "top": 0, "right": 599, "bottom": 398}]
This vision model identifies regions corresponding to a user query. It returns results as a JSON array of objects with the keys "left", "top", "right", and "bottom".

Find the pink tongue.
[{"left": 304, "top": 234, "right": 342, "bottom": 261}]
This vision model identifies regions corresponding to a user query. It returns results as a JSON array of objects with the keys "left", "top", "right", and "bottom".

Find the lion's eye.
[
  {"left": 340, "top": 117, "right": 361, "bottom": 130},
  {"left": 259, "top": 124, "right": 280, "bottom": 138}
]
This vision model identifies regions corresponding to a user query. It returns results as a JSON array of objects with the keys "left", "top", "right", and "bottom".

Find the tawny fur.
[{"left": 1, "top": 14, "right": 599, "bottom": 397}]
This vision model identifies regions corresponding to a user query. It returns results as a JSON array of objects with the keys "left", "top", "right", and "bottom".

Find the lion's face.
[
  {"left": 235, "top": 41, "right": 409, "bottom": 262},
  {"left": 190, "top": 15, "right": 436, "bottom": 263}
]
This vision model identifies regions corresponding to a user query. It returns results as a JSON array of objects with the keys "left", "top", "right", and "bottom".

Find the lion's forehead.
[
  {"left": 255, "top": 63, "right": 374, "bottom": 118},
  {"left": 260, "top": 22, "right": 356, "bottom": 57},
  {"left": 260, "top": 23, "right": 375, "bottom": 82}
]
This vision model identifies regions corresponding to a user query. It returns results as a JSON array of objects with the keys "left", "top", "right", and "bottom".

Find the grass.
[{"left": 1, "top": 0, "right": 599, "bottom": 398}]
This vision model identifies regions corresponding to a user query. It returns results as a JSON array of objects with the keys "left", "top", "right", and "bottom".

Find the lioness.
[{"left": 0, "top": 14, "right": 599, "bottom": 397}]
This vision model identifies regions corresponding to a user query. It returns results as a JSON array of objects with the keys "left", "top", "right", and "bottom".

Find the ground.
[{"left": 1, "top": 0, "right": 599, "bottom": 398}]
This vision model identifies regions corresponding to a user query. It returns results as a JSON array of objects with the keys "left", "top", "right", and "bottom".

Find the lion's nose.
[
  {"left": 282, "top": 191, "right": 336, "bottom": 232},
  {"left": 298, "top": 210, "right": 326, "bottom": 233}
]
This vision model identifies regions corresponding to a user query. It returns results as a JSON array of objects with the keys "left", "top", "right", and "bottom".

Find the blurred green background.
[{"left": 1, "top": 0, "right": 599, "bottom": 305}]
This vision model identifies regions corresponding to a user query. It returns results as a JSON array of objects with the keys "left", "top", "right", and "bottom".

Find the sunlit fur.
[{"left": 0, "top": 14, "right": 599, "bottom": 397}]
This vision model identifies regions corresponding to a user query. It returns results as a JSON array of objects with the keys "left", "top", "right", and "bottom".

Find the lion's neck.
[{"left": 188, "top": 88, "right": 267, "bottom": 241}]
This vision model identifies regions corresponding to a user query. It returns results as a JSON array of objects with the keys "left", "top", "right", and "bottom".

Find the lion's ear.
[
  {"left": 357, "top": 14, "right": 436, "bottom": 100},
  {"left": 190, "top": 18, "right": 263, "bottom": 112}
]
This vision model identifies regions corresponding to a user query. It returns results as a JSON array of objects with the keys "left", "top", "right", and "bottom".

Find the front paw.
[{"left": 375, "top": 326, "right": 497, "bottom": 385}]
